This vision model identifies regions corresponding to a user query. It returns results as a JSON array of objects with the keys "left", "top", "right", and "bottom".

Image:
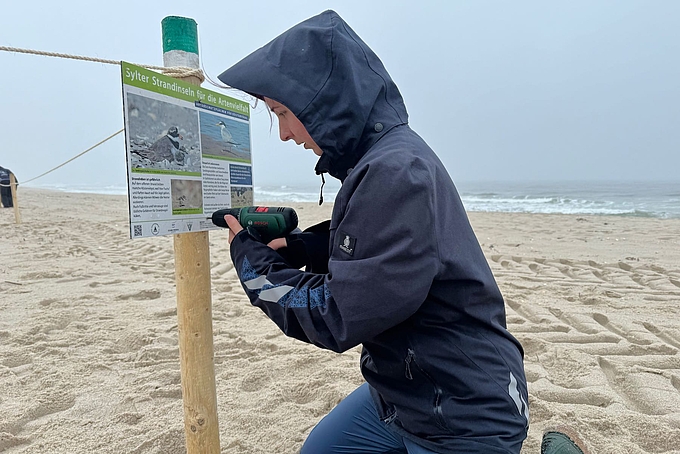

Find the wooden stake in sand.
[
  {"left": 162, "top": 16, "right": 221, "bottom": 453},
  {"left": 10, "top": 173, "right": 20, "bottom": 224}
]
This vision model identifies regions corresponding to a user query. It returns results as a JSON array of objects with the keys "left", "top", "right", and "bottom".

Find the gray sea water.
[
  {"left": 30, "top": 180, "right": 680, "bottom": 219},
  {"left": 256, "top": 180, "right": 680, "bottom": 219}
]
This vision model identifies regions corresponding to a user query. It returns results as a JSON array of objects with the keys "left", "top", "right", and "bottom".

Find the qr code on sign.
[{"left": 133, "top": 225, "right": 143, "bottom": 237}]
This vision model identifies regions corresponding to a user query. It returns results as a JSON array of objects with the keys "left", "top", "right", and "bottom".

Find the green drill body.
[{"left": 210, "top": 206, "right": 298, "bottom": 243}]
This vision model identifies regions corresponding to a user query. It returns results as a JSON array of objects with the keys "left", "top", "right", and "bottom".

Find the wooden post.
[
  {"left": 9, "top": 173, "right": 20, "bottom": 224},
  {"left": 162, "top": 16, "right": 220, "bottom": 453}
]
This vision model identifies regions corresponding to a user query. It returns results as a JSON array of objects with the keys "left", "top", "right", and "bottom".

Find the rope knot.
[{"left": 160, "top": 66, "right": 205, "bottom": 83}]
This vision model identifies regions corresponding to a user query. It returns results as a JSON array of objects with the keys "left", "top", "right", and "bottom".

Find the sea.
[{"left": 29, "top": 180, "right": 680, "bottom": 219}]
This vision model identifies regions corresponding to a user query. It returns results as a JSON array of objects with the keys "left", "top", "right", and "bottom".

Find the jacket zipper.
[
  {"left": 404, "top": 348, "right": 449, "bottom": 431},
  {"left": 405, "top": 349, "right": 415, "bottom": 380}
]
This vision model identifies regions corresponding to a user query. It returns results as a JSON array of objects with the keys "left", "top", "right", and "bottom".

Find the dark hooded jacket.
[
  {"left": 0, "top": 167, "right": 13, "bottom": 185},
  {"left": 219, "top": 10, "right": 528, "bottom": 454}
]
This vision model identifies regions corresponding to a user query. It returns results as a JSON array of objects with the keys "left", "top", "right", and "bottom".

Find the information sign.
[{"left": 121, "top": 62, "right": 253, "bottom": 238}]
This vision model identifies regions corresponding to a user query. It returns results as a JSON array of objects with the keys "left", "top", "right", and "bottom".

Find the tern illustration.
[{"left": 216, "top": 121, "right": 237, "bottom": 145}]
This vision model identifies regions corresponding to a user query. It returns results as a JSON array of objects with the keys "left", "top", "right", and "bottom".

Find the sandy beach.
[{"left": 1, "top": 188, "right": 679, "bottom": 454}]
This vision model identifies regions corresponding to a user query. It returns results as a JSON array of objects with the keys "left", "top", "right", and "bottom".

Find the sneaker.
[{"left": 541, "top": 426, "right": 589, "bottom": 454}]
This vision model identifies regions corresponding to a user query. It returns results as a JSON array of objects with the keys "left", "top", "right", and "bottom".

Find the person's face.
[{"left": 264, "top": 97, "right": 323, "bottom": 156}]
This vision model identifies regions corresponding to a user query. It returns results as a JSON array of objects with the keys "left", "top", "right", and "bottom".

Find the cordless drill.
[{"left": 210, "top": 206, "right": 298, "bottom": 243}]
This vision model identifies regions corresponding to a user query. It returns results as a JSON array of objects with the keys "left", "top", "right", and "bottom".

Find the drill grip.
[{"left": 211, "top": 206, "right": 298, "bottom": 243}]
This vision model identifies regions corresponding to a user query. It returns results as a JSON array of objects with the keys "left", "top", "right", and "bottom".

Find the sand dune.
[{"left": 1, "top": 188, "right": 679, "bottom": 453}]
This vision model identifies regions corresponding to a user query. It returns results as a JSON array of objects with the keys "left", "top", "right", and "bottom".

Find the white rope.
[
  {"left": 0, "top": 129, "right": 124, "bottom": 188},
  {"left": 0, "top": 46, "right": 205, "bottom": 82}
]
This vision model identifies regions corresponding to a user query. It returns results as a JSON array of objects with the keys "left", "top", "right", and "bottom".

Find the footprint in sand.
[
  {"left": 671, "top": 375, "right": 680, "bottom": 393},
  {"left": 618, "top": 261, "right": 634, "bottom": 272},
  {"left": 642, "top": 322, "right": 680, "bottom": 350},
  {"left": 2, "top": 390, "right": 77, "bottom": 440},
  {"left": 592, "top": 313, "right": 654, "bottom": 346},
  {"left": 548, "top": 308, "right": 600, "bottom": 335},
  {"left": 598, "top": 357, "right": 680, "bottom": 415},
  {"left": 240, "top": 371, "right": 271, "bottom": 392},
  {"left": 20, "top": 271, "right": 64, "bottom": 280},
  {"left": 116, "top": 289, "right": 162, "bottom": 301},
  {"left": 38, "top": 298, "right": 60, "bottom": 306},
  {"left": 286, "top": 381, "right": 320, "bottom": 404},
  {"left": 506, "top": 299, "right": 555, "bottom": 325},
  {"left": 0, "top": 433, "right": 30, "bottom": 451},
  {"left": 135, "top": 344, "right": 179, "bottom": 364},
  {"left": 88, "top": 279, "right": 123, "bottom": 288}
]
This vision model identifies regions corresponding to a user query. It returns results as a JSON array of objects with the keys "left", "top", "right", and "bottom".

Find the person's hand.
[
  {"left": 225, "top": 215, "right": 287, "bottom": 250},
  {"left": 267, "top": 237, "right": 287, "bottom": 250},
  {"left": 224, "top": 215, "right": 243, "bottom": 244}
]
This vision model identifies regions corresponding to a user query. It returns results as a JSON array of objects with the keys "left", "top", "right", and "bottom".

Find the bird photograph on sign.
[
  {"left": 198, "top": 111, "right": 251, "bottom": 163},
  {"left": 230, "top": 185, "right": 253, "bottom": 207},
  {"left": 126, "top": 92, "right": 201, "bottom": 173},
  {"left": 170, "top": 178, "right": 203, "bottom": 214}
]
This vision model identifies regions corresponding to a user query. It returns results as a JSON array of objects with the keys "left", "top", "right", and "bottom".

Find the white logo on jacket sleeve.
[{"left": 338, "top": 232, "right": 356, "bottom": 256}]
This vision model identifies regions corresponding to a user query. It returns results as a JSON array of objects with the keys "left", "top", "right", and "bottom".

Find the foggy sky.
[{"left": 1, "top": 1, "right": 678, "bottom": 189}]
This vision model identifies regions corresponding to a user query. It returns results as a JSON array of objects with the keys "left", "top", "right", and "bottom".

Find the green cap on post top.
[
  {"left": 161, "top": 16, "right": 199, "bottom": 69},
  {"left": 161, "top": 16, "right": 199, "bottom": 55}
]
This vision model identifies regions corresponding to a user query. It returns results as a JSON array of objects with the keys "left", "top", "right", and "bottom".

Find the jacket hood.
[{"left": 218, "top": 10, "right": 408, "bottom": 180}]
